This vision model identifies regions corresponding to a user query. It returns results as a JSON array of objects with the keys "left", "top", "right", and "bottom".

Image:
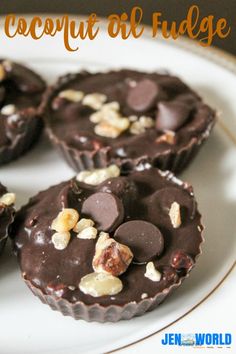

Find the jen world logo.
[{"left": 161, "top": 333, "right": 232, "bottom": 348}]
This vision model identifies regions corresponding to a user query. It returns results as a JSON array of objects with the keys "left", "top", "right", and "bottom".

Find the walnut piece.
[
  {"left": 144, "top": 262, "right": 161, "bottom": 282},
  {"left": 94, "top": 121, "right": 122, "bottom": 138},
  {"left": 51, "top": 208, "right": 79, "bottom": 232},
  {"left": 79, "top": 272, "right": 123, "bottom": 297},
  {"left": 77, "top": 226, "right": 98, "bottom": 239},
  {"left": 73, "top": 218, "right": 94, "bottom": 233},
  {"left": 1, "top": 104, "right": 16, "bottom": 116},
  {"left": 76, "top": 165, "right": 120, "bottom": 185},
  {"left": 51, "top": 231, "right": 71, "bottom": 250},
  {"left": 130, "top": 116, "right": 154, "bottom": 135},
  {"left": 92, "top": 232, "right": 133, "bottom": 276},
  {"left": 82, "top": 93, "right": 107, "bottom": 110},
  {"left": 0, "top": 192, "right": 16, "bottom": 206},
  {"left": 169, "top": 201, "right": 181, "bottom": 228},
  {"left": 58, "top": 89, "right": 84, "bottom": 102}
]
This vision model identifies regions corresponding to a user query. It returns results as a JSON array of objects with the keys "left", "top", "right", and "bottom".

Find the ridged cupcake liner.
[
  {"left": 0, "top": 115, "right": 43, "bottom": 165},
  {"left": 17, "top": 172, "right": 204, "bottom": 322},
  {"left": 46, "top": 119, "right": 215, "bottom": 174}
]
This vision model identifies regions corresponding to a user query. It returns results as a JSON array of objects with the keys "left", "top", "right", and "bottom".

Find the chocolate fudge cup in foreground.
[
  {"left": 0, "top": 59, "right": 46, "bottom": 164},
  {"left": 44, "top": 69, "right": 216, "bottom": 173},
  {"left": 0, "top": 183, "right": 15, "bottom": 254},
  {"left": 12, "top": 165, "right": 203, "bottom": 322}
]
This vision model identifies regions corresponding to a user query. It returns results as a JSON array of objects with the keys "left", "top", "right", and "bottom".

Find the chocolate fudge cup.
[
  {"left": 0, "top": 59, "right": 46, "bottom": 164},
  {"left": 44, "top": 69, "right": 216, "bottom": 174},
  {"left": 0, "top": 183, "right": 15, "bottom": 254},
  {"left": 12, "top": 165, "right": 203, "bottom": 322}
]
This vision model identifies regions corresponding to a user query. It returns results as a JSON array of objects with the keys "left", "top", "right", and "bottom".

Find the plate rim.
[{"left": 1, "top": 14, "right": 236, "bottom": 353}]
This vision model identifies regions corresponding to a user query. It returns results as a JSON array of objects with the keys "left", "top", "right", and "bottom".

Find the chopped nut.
[
  {"left": 58, "top": 89, "right": 84, "bottom": 102},
  {"left": 90, "top": 111, "right": 104, "bottom": 123},
  {"left": 82, "top": 93, "right": 107, "bottom": 110},
  {"left": 156, "top": 131, "right": 175, "bottom": 144},
  {"left": 130, "top": 116, "right": 154, "bottom": 135},
  {"left": 139, "top": 116, "right": 155, "bottom": 128},
  {"left": 102, "top": 101, "right": 120, "bottom": 112},
  {"left": 77, "top": 226, "right": 98, "bottom": 239},
  {"left": 73, "top": 218, "right": 94, "bottom": 233},
  {"left": 79, "top": 272, "right": 123, "bottom": 297},
  {"left": 94, "top": 121, "right": 122, "bottom": 138},
  {"left": 77, "top": 164, "right": 120, "bottom": 185},
  {"left": 129, "top": 115, "right": 138, "bottom": 122},
  {"left": 51, "top": 208, "right": 79, "bottom": 232},
  {"left": 169, "top": 202, "right": 181, "bottom": 228},
  {"left": 51, "top": 231, "right": 71, "bottom": 250},
  {"left": 92, "top": 233, "right": 133, "bottom": 276},
  {"left": 141, "top": 293, "right": 148, "bottom": 299},
  {"left": 144, "top": 262, "right": 161, "bottom": 282},
  {"left": 0, "top": 64, "right": 6, "bottom": 81},
  {"left": 130, "top": 121, "right": 145, "bottom": 135},
  {"left": 68, "top": 285, "right": 76, "bottom": 291},
  {"left": 0, "top": 192, "right": 16, "bottom": 206},
  {"left": 106, "top": 117, "right": 130, "bottom": 131},
  {"left": 1, "top": 104, "right": 16, "bottom": 116}
]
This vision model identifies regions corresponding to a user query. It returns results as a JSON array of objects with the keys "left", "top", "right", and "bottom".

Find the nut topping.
[
  {"left": 169, "top": 201, "right": 181, "bottom": 228},
  {"left": 58, "top": 89, "right": 84, "bottom": 102},
  {"left": 144, "top": 262, "right": 161, "bottom": 282},
  {"left": 73, "top": 218, "right": 94, "bottom": 233},
  {"left": 94, "top": 122, "right": 122, "bottom": 138},
  {"left": 82, "top": 93, "right": 107, "bottom": 110},
  {"left": 92, "top": 233, "right": 133, "bottom": 276},
  {"left": 0, "top": 192, "right": 16, "bottom": 206},
  {"left": 77, "top": 226, "right": 98, "bottom": 239},
  {"left": 90, "top": 100, "right": 130, "bottom": 138},
  {"left": 79, "top": 272, "right": 123, "bottom": 297},
  {"left": 77, "top": 165, "right": 120, "bottom": 185},
  {"left": 51, "top": 208, "right": 79, "bottom": 232},
  {"left": 130, "top": 116, "right": 154, "bottom": 135},
  {"left": 51, "top": 231, "right": 71, "bottom": 250},
  {"left": 1, "top": 104, "right": 16, "bottom": 116},
  {"left": 156, "top": 130, "right": 176, "bottom": 144}
]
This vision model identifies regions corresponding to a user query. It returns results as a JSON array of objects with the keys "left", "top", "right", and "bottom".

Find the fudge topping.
[
  {"left": 0, "top": 183, "right": 15, "bottom": 244},
  {"left": 13, "top": 167, "right": 203, "bottom": 306},
  {"left": 0, "top": 59, "right": 45, "bottom": 151},
  {"left": 45, "top": 69, "right": 215, "bottom": 171}
]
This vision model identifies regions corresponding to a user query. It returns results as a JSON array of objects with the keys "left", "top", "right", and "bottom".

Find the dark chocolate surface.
[
  {"left": 45, "top": 70, "right": 215, "bottom": 172},
  {"left": 0, "top": 59, "right": 46, "bottom": 163},
  {"left": 13, "top": 167, "right": 203, "bottom": 306},
  {"left": 0, "top": 183, "right": 15, "bottom": 245}
]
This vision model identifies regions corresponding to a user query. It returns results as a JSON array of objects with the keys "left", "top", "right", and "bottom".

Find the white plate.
[{"left": 0, "top": 17, "right": 236, "bottom": 354}]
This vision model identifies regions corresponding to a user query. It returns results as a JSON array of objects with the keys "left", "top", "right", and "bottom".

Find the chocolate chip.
[
  {"left": 156, "top": 100, "right": 191, "bottom": 131},
  {"left": 114, "top": 220, "right": 164, "bottom": 263},
  {"left": 147, "top": 187, "right": 196, "bottom": 227},
  {"left": 127, "top": 79, "right": 159, "bottom": 112},
  {"left": 99, "top": 177, "right": 138, "bottom": 201},
  {"left": 81, "top": 192, "right": 124, "bottom": 232},
  {"left": 171, "top": 250, "right": 194, "bottom": 270}
]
